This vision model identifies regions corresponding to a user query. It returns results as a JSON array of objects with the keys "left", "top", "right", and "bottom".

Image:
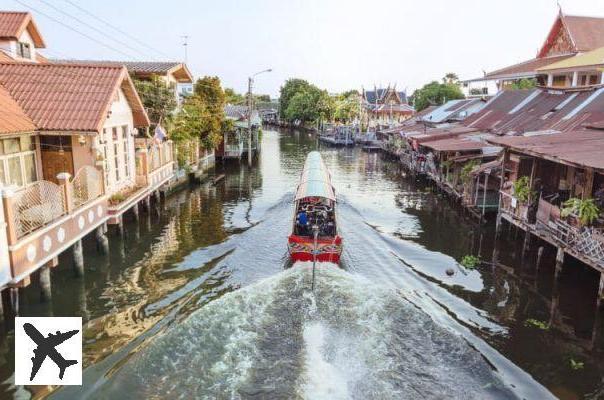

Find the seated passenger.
[{"left": 297, "top": 210, "right": 308, "bottom": 235}]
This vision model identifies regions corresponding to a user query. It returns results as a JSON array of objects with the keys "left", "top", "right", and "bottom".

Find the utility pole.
[
  {"left": 246, "top": 68, "right": 272, "bottom": 167},
  {"left": 247, "top": 76, "right": 253, "bottom": 166},
  {"left": 181, "top": 35, "right": 189, "bottom": 63}
]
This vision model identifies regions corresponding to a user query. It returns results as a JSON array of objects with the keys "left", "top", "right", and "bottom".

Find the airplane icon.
[{"left": 23, "top": 323, "right": 79, "bottom": 381}]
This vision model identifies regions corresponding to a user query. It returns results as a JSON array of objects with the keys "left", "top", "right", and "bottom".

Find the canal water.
[{"left": 1, "top": 128, "right": 603, "bottom": 399}]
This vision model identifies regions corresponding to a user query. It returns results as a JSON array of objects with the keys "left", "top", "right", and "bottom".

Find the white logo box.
[{"left": 14, "top": 317, "right": 82, "bottom": 386}]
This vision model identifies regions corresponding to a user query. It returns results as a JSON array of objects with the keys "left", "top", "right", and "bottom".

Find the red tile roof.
[
  {"left": 0, "top": 11, "right": 45, "bottom": 48},
  {"left": 487, "top": 129, "right": 604, "bottom": 171},
  {"left": 0, "top": 62, "right": 149, "bottom": 132},
  {"left": 0, "top": 83, "right": 35, "bottom": 134}
]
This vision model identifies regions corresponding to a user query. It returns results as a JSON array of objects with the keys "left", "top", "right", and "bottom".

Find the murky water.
[{"left": 1, "top": 128, "right": 603, "bottom": 399}]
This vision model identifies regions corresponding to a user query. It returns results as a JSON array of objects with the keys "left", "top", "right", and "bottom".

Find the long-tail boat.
[{"left": 288, "top": 151, "right": 342, "bottom": 263}]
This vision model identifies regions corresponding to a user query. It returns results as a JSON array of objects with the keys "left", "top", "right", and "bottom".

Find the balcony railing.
[{"left": 4, "top": 166, "right": 105, "bottom": 240}]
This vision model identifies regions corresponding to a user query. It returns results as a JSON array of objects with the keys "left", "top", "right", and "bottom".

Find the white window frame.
[{"left": 0, "top": 137, "right": 37, "bottom": 188}]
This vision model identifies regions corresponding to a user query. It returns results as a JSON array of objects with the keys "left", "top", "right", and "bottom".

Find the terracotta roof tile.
[
  {"left": 0, "top": 62, "right": 149, "bottom": 132},
  {"left": 0, "top": 11, "right": 45, "bottom": 47},
  {"left": 0, "top": 83, "right": 35, "bottom": 134}
]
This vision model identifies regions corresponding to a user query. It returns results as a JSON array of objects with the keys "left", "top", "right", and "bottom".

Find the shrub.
[
  {"left": 561, "top": 197, "right": 600, "bottom": 226},
  {"left": 460, "top": 255, "right": 480, "bottom": 269},
  {"left": 513, "top": 176, "right": 533, "bottom": 203}
]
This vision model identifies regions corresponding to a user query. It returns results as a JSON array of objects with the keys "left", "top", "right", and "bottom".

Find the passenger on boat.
[{"left": 297, "top": 209, "right": 308, "bottom": 235}]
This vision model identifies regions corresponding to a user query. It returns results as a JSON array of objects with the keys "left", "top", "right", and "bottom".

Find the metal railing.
[
  {"left": 70, "top": 166, "right": 103, "bottom": 209},
  {"left": 11, "top": 181, "right": 67, "bottom": 239}
]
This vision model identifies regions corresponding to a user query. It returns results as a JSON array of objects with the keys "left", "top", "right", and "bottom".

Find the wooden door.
[{"left": 41, "top": 150, "right": 74, "bottom": 184}]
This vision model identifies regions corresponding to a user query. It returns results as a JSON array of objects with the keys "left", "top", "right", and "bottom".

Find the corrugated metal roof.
[
  {"left": 420, "top": 133, "right": 494, "bottom": 152},
  {"left": 421, "top": 99, "right": 486, "bottom": 123},
  {"left": 487, "top": 129, "right": 604, "bottom": 171},
  {"left": 0, "top": 83, "right": 35, "bottom": 134},
  {"left": 0, "top": 62, "right": 149, "bottom": 132},
  {"left": 54, "top": 60, "right": 193, "bottom": 82}
]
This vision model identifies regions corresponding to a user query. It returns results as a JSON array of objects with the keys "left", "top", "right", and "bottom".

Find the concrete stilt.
[
  {"left": 116, "top": 217, "right": 125, "bottom": 237},
  {"left": 132, "top": 203, "right": 140, "bottom": 221},
  {"left": 143, "top": 196, "right": 151, "bottom": 213},
  {"left": 495, "top": 213, "right": 503, "bottom": 239},
  {"left": 39, "top": 265, "right": 52, "bottom": 302},
  {"left": 73, "top": 239, "right": 84, "bottom": 277},
  {"left": 95, "top": 224, "right": 109, "bottom": 254},
  {"left": 1, "top": 287, "right": 19, "bottom": 329}
]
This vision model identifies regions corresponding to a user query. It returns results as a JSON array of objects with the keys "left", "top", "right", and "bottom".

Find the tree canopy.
[
  {"left": 279, "top": 78, "right": 312, "bottom": 119},
  {"left": 411, "top": 75, "right": 465, "bottom": 111},
  {"left": 171, "top": 76, "right": 225, "bottom": 150},
  {"left": 133, "top": 75, "right": 177, "bottom": 125}
]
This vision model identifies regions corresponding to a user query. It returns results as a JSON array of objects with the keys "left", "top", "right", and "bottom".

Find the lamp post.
[{"left": 247, "top": 68, "right": 272, "bottom": 166}]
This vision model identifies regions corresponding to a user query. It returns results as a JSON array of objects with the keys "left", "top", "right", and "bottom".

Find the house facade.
[
  {"left": 0, "top": 11, "right": 46, "bottom": 63},
  {"left": 0, "top": 61, "right": 177, "bottom": 295}
]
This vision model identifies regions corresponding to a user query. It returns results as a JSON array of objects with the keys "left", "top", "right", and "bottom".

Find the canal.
[{"left": 1, "top": 127, "right": 603, "bottom": 399}]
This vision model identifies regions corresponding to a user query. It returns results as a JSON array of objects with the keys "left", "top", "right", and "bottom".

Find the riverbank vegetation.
[
  {"left": 279, "top": 78, "right": 359, "bottom": 126},
  {"left": 410, "top": 73, "right": 465, "bottom": 111}
]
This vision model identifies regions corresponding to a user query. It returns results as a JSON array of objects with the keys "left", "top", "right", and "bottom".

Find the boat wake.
[{"left": 85, "top": 263, "right": 532, "bottom": 399}]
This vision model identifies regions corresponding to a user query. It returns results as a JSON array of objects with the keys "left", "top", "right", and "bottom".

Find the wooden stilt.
[
  {"left": 554, "top": 247, "right": 565, "bottom": 281},
  {"left": 73, "top": 239, "right": 84, "bottom": 277}
]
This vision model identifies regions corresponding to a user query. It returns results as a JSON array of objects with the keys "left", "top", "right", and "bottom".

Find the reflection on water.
[{"left": 1, "top": 128, "right": 603, "bottom": 399}]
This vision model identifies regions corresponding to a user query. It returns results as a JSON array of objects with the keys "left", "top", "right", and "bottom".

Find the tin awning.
[{"left": 295, "top": 151, "right": 336, "bottom": 201}]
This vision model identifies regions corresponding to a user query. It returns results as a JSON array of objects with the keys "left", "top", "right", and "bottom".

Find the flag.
[{"left": 153, "top": 124, "right": 166, "bottom": 144}]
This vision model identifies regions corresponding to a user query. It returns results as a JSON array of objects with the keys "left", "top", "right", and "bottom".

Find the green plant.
[
  {"left": 460, "top": 160, "right": 479, "bottom": 184},
  {"left": 460, "top": 255, "right": 480, "bottom": 269},
  {"left": 524, "top": 318, "right": 549, "bottom": 330},
  {"left": 109, "top": 193, "right": 126, "bottom": 205},
  {"left": 513, "top": 176, "right": 533, "bottom": 203},
  {"left": 569, "top": 358, "right": 584, "bottom": 371},
  {"left": 561, "top": 197, "right": 600, "bottom": 226}
]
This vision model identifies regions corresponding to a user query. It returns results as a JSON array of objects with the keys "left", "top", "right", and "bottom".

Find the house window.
[
  {"left": 0, "top": 137, "right": 37, "bottom": 188},
  {"left": 102, "top": 129, "right": 110, "bottom": 186},
  {"left": 16, "top": 42, "right": 31, "bottom": 59},
  {"left": 113, "top": 127, "right": 120, "bottom": 182},
  {"left": 122, "top": 125, "right": 130, "bottom": 178}
]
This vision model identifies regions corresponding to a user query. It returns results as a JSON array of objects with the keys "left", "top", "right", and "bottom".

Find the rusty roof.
[
  {"left": 0, "top": 11, "right": 45, "bottom": 48},
  {"left": 0, "top": 83, "right": 35, "bottom": 134},
  {"left": 487, "top": 129, "right": 604, "bottom": 171},
  {"left": 420, "top": 133, "right": 495, "bottom": 152},
  {"left": 0, "top": 62, "right": 149, "bottom": 132}
]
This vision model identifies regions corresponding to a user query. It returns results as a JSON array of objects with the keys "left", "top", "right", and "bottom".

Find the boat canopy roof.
[{"left": 295, "top": 151, "right": 336, "bottom": 201}]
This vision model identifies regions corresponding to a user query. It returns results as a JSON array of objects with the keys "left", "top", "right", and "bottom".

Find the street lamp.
[{"left": 247, "top": 68, "right": 272, "bottom": 166}]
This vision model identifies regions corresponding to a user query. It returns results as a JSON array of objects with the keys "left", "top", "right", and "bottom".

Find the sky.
[{"left": 7, "top": 0, "right": 604, "bottom": 97}]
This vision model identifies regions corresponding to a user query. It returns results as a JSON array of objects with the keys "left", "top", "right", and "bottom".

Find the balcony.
[
  {"left": 107, "top": 140, "right": 175, "bottom": 223},
  {"left": 500, "top": 190, "right": 604, "bottom": 268},
  {"left": 1, "top": 166, "right": 107, "bottom": 283}
]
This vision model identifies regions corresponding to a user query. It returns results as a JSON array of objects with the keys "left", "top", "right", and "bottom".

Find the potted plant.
[{"left": 561, "top": 197, "right": 600, "bottom": 226}]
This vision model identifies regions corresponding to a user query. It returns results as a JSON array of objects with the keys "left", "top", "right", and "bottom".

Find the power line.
[
  {"left": 33, "top": 0, "right": 152, "bottom": 60},
  {"left": 63, "top": 0, "right": 174, "bottom": 61},
  {"left": 13, "top": 0, "right": 138, "bottom": 60}
]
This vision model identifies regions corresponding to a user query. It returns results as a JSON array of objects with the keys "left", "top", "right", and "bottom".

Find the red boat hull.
[{"left": 288, "top": 234, "right": 342, "bottom": 264}]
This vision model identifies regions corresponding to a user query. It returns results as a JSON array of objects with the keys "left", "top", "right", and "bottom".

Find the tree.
[
  {"left": 224, "top": 88, "right": 245, "bottom": 105},
  {"left": 508, "top": 78, "right": 537, "bottom": 90},
  {"left": 279, "top": 78, "right": 311, "bottom": 119},
  {"left": 411, "top": 80, "right": 465, "bottom": 111},
  {"left": 133, "top": 75, "right": 177, "bottom": 125},
  {"left": 283, "top": 84, "right": 334, "bottom": 124},
  {"left": 442, "top": 72, "right": 460, "bottom": 85},
  {"left": 171, "top": 76, "right": 226, "bottom": 152},
  {"left": 334, "top": 91, "right": 360, "bottom": 123}
]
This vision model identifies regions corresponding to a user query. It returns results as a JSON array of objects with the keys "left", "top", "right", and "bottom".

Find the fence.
[
  {"left": 10, "top": 181, "right": 66, "bottom": 239},
  {"left": 71, "top": 166, "right": 104, "bottom": 209}
]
